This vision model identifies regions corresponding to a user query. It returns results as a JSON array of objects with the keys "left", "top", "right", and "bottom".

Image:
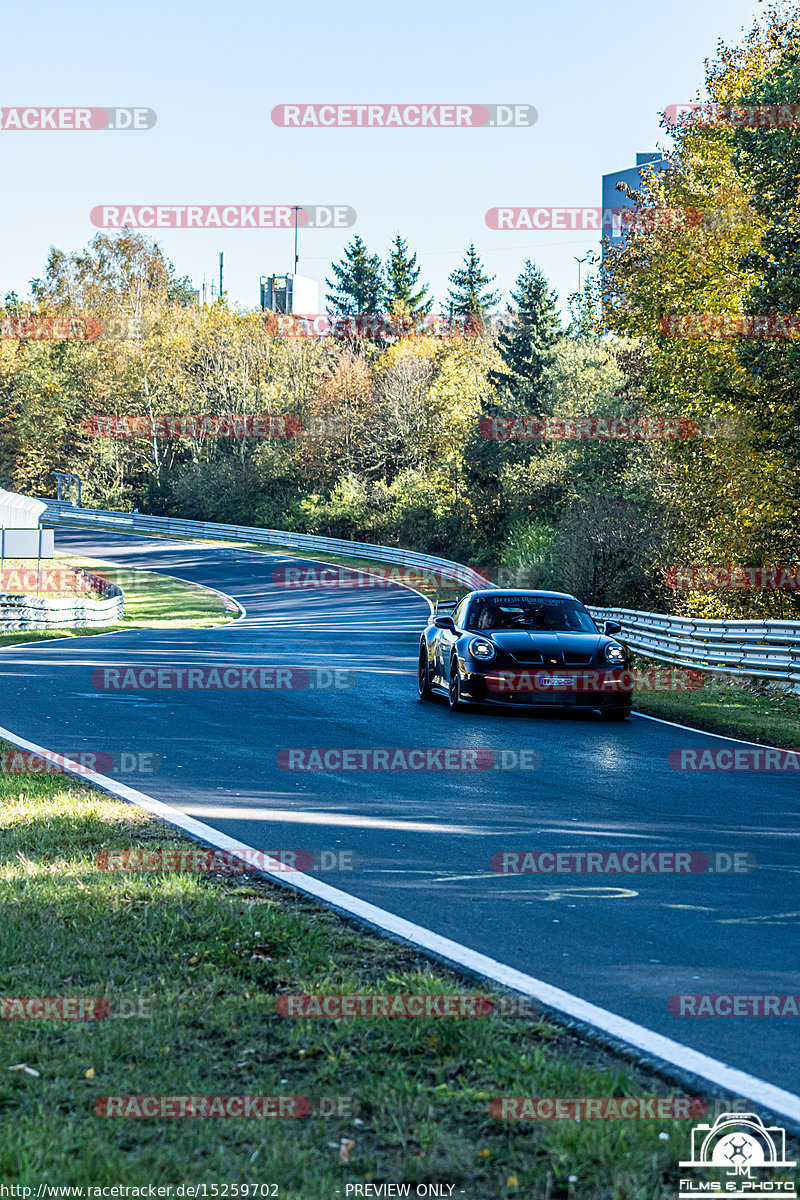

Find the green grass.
[
  {"left": 0, "top": 765, "right": 773, "bottom": 1198},
  {"left": 0, "top": 554, "right": 235, "bottom": 649},
  {"left": 631, "top": 656, "right": 800, "bottom": 748}
]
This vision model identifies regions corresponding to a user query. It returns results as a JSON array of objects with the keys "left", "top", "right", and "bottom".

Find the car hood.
[{"left": 475, "top": 631, "right": 605, "bottom": 664}]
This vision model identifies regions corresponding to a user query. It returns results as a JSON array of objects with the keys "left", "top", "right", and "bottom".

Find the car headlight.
[
  {"left": 604, "top": 642, "right": 626, "bottom": 665},
  {"left": 468, "top": 638, "right": 496, "bottom": 661}
]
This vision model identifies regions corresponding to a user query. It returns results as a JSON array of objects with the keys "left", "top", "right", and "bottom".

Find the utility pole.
[
  {"left": 573, "top": 255, "right": 588, "bottom": 293},
  {"left": 219, "top": 252, "right": 224, "bottom": 299},
  {"left": 291, "top": 206, "right": 302, "bottom": 277}
]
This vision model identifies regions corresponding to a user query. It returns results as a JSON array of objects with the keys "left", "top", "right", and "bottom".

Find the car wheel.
[
  {"left": 448, "top": 657, "right": 465, "bottom": 711},
  {"left": 418, "top": 646, "right": 433, "bottom": 700},
  {"left": 600, "top": 707, "right": 632, "bottom": 721}
]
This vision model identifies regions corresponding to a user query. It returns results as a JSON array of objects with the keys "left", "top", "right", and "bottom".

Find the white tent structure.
[
  {"left": 0, "top": 488, "right": 46, "bottom": 529},
  {"left": 0, "top": 489, "right": 53, "bottom": 559}
]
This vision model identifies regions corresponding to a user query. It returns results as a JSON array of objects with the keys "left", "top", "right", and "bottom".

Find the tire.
[
  {"left": 418, "top": 647, "right": 433, "bottom": 701},
  {"left": 600, "top": 707, "right": 632, "bottom": 722},
  {"left": 448, "top": 658, "right": 465, "bottom": 711}
]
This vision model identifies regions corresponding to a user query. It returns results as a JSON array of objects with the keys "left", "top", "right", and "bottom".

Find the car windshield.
[{"left": 466, "top": 596, "right": 598, "bottom": 634}]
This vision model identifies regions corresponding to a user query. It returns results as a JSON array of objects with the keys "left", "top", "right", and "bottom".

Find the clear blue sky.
[{"left": 0, "top": 0, "right": 762, "bottom": 319}]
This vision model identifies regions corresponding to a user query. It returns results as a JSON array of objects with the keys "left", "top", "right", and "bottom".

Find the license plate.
[{"left": 536, "top": 675, "right": 575, "bottom": 689}]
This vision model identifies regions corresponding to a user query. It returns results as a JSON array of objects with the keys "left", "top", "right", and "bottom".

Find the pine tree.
[
  {"left": 446, "top": 244, "right": 499, "bottom": 317},
  {"left": 385, "top": 235, "right": 432, "bottom": 314},
  {"left": 489, "top": 259, "right": 561, "bottom": 405},
  {"left": 325, "top": 236, "right": 385, "bottom": 315}
]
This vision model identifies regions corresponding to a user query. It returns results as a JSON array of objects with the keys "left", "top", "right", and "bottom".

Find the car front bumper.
[{"left": 459, "top": 665, "right": 634, "bottom": 709}]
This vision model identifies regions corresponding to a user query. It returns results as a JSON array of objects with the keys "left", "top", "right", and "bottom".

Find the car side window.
[{"left": 453, "top": 600, "right": 467, "bottom": 629}]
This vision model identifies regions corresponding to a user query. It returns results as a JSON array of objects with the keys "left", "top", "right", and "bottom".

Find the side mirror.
[
  {"left": 604, "top": 620, "right": 622, "bottom": 635},
  {"left": 434, "top": 615, "right": 457, "bottom": 631}
]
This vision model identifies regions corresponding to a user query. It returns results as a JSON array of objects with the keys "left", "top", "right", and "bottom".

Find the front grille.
[
  {"left": 563, "top": 653, "right": 594, "bottom": 666},
  {"left": 509, "top": 652, "right": 545, "bottom": 666}
]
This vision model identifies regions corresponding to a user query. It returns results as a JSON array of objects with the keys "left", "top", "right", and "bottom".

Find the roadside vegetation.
[
  {"left": 1, "top": 8, "right": 798, "bottom": 629},
  {"left": 2, "top": 768, "right": 787, "bottom": 1197}
]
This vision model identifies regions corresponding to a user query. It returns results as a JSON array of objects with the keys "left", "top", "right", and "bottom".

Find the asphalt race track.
[{"left": 3, "top": 526, "right": 798, "bottom": 1098}]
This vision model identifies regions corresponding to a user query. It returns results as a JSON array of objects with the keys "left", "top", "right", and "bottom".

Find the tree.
[
  {"left": 385, "top": 235, "right": 432, "bottom": 314},
  {"left": 446, "top": 244, "right": 499, "bottom": 317},
  {"left": 597, "top": 2, "right": 800, "bottom": 617},
  {"left": 489, "top": 259, "right": 561, "bottom": 405},
  {"left": 325, "top": 236, "right": 385, "bottom": 315}
]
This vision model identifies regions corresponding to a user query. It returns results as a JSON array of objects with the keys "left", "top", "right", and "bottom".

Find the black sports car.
[{"left": 418, "top": 589, "right": 633, "bottom": 720}]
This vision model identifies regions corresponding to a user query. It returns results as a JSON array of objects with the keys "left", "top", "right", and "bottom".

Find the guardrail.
[
  {"left": 0, "top": 565, "right": 124, "bottom": 630},
  {"left": 38, "top": 500, "right": 491, "bottom": 591},
  {"left": 589, "top": 605, "right": 800, "bottom": 691},
  {"left": 38, "top": 500, "right": 799, "bottom": 688}
]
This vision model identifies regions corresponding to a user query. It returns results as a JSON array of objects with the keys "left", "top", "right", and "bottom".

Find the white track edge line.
[{"left": 2, "top": 722, "right": 798, "bottom": 1126}]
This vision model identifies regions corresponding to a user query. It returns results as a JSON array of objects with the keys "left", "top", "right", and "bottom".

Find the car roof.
[{"left": 466, "top": 588, "right": 579, "bottom": 601}]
